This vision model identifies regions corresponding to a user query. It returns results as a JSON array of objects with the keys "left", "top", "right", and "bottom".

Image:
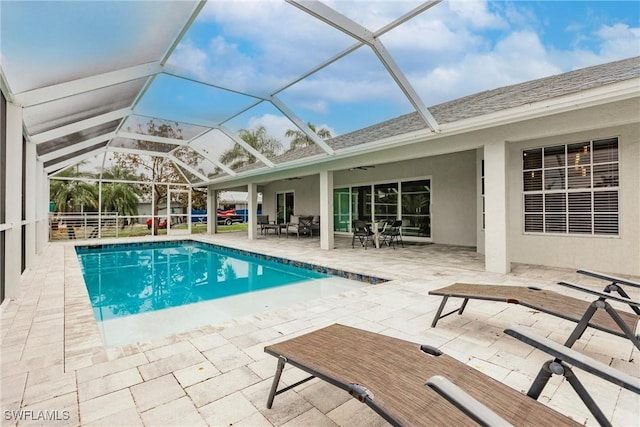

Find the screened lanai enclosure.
[
  {"left": 1, "top": 1, "right": 439, "bottom": 239},
  {"left": 1, "top": 0, "right": 451, "bottom": 300}
]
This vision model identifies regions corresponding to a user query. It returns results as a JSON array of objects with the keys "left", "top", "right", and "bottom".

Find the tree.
[
  {"left": 100, "top": 165, "right": 143, "bottom": 226},
  {"left": 285, "top": 122, "right": 331, "bottom": 153},
  {"left": 219, "top": 125, "right": 283, "bottom": 170},
  {"left": 112, "top": 120, "right": 191, "bottom": 234},
  {"left": 49, "top": 166, "right": 98, "bottom": 213}
]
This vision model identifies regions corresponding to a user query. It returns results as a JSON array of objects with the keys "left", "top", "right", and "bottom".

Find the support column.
[
  {"left": 484, "top": 140, "right": 510, "bottom": 273},
  {"left": 25, "top": 141, "right": 37, "bottom": 268},
  {"left": 319, "top": 170, "right": 334, "bottom": 250},
  {"left": 35, "top": 160, "right": 46, "bottom": 253},
  {"left": 247, "top": 183, "right": 258, "bottom": 240},
  {"left": 207, "top": 186, "right": 217, "bottom": 234},
  {"left": 5, "top": 102, "right": 23, "bottom": 298}
]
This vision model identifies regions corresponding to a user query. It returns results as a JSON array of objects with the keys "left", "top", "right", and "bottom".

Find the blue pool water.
[{"left": 76, "top": 241, "right": 334, "bottom": 322}]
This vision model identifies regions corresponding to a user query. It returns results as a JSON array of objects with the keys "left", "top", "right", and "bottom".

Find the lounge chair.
[
  {"left": 264, "top": 324, "right": 579, "bottom": 426},
  {"left": 505, "top": 325, "right": 640, "bottom": 427},
  {"left": 429, "top": 283, "right": 640, "bottom": 349}
]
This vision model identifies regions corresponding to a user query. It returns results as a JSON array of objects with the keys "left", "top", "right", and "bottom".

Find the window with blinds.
[{"left": 522, "top": 138, "right": 619, "bottom": 235}]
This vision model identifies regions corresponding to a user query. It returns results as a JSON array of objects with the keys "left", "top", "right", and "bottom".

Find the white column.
[
  {"left": 207, "top": 186, "right": 217, "bottom": 234},
  {"left": 247, "top": 183, "right": 258, "bottom": 240},
  {"left": 484, "top": 140, "right": 511, "bottom": 273},
  {"left": 5, "top": 102, "right": 23, "bottom": 298},
  {"left": 319, "top": 170, "right": 334, "bottom": 250},
  {"left": 35, "top": 160, "right": 48, "bottom": 254},
  {"left": 24, "top": 141, "right": 37, "bottom": 268}
]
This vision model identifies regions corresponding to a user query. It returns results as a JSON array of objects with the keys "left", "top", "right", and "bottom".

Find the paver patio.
[{"left": 1, "top": 232, "right": 638, "bottom": 426}]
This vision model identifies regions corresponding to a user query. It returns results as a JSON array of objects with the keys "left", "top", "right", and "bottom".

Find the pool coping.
[{"left": 75, "top": 239, "right": 390, "bottom": 285}]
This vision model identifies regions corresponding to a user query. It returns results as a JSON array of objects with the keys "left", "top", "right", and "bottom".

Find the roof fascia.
[
  {"left": 439, "top": 78, "right": 640, "bottom": 135},
  {"left": 39, "top": 132, "right": 116, "bottom": 163},
  {"left": 31, "top": 108, "right": 131, "bottom": 144},
  {"left": 14, "top": 62, "right": 163, "bottom": 107},
  {"left": 208, "top": 78, "right": 640, "bottom": 186},
  {"left": 117, "top": 131, "right": 188, "bottom": 146},
  {"left": 45, "top": 148, "right": 106, "bottom": 174},
  {"left": 269, "top": 95, "right": 334, "bottom": 155}
]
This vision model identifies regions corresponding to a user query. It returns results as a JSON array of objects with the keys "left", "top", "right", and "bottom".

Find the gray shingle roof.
[{"left": 233, "top": 56, "right": 639, "bottom": 174}]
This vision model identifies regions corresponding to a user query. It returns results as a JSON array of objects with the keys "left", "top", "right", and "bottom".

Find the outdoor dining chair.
[{"left": 352, "top": 219, "right": 373, "bottom": 249}]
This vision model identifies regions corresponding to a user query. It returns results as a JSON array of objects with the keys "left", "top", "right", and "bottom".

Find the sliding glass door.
[
  {"left": 401, "top": 179, "right": 431, "bottom": 237},
  {"left": 276, "top": 192, "right": 294, "bottom": 224},
  {"left": 333, "top": 178, "right": 431, "bottom": 238}
]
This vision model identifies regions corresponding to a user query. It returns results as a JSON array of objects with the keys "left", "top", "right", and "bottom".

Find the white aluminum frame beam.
[
  {"left": 31, "top": 108, "right": 131, "bottom": 144},
  {"left": 45, "top": 148, "right": 107, "bottom": 173},
  {"left": 38, "top": 132, "right": 116, "bottom": 162},
  {"left": 107, "top": 147, "right": 169, "bottom": 158},
  {"left": 187, "top": 142, "right": 237, "bottom": 176},
  {"left": 287, "top": 0, "right": 439, "bottom": 132},
  {"left": 117, "top": 131, "right": 188, "bottom": 146},
  {"left": 270, "top": 95, "right": 334, "bottom": 155},
  {"left": 14, "top": 62, "right": 163, "bottom": 107},
  {"left": 169, "top": 155, "right": 209, "bottom": 182},
  {"left": 218, "top": 125, "right": 275, "bottom": 168}
]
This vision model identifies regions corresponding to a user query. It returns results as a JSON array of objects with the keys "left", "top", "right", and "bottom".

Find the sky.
[{"left": 161, "top": 0, "right": 640, "bottom": 145}]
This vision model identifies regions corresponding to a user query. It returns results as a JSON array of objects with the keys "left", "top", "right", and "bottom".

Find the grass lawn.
[{"left": 50, "top": 222, "right": 249, "bottom": 240}]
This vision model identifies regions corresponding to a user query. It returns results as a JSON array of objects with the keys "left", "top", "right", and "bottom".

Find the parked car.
[
  {"left": 146, "top": 218, "right": 167, "bottom": 229},
  {"left": 217, "top": 209, "right": 244, "bottom": 226}
]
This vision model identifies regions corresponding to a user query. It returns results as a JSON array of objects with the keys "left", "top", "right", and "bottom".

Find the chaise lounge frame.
[
  {"left": 429, "top": 282, "right": 640, "bottom": 350},
  {"left": 264, "top": 324, "right": 579, "bottom": 426}
]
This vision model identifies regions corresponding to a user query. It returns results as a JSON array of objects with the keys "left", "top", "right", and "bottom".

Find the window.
[{"left": 523, "top": 138, "right": 619, "bottom": 235}]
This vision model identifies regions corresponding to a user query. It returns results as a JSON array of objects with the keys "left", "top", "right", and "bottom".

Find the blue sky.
[{"left": 162, "top": 0, "right": 639, "bottom": 144}]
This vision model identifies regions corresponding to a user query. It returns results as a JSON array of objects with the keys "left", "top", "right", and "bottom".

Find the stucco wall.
[
  {"left": 506, "top": 123, "right": 639, "bottom": 276},
  {"left": 261, "top": 177, "right": 321, "bottom": 221},
  {"left": 261, "top": 151, "right": 478, "bottom": 246},
  {"left": 330, "top": 150, "right": 478, "bottom": 246}
]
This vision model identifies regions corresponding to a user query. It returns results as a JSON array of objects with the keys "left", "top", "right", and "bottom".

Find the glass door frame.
[
  {"left": 333, "top": 175, "right": 432, "bottom": 241},
  {"left": 167, "top": 187, "right": 191, "bottom": 235}
]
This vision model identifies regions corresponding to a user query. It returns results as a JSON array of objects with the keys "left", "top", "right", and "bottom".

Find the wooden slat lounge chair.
[
  {"left": 264, "top": 324, "right": 579, "bottom": 427},
  {"left": 429, "top": 283, "right": 640, "bottom": 349},
  {"left": 505, "top": 325, "right": 640, "bottom": 427}
]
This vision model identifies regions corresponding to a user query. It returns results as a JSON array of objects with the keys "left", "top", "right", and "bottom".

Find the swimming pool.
[{"left": 76, "top": 240, "right": 383, "bottom": 346}]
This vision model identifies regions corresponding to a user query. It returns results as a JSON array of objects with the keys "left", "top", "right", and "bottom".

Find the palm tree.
[
  {"left": 285, "top": 122, "right": 332, "bottom": 153},
  {"left": 219, "top": 126, "right": 283, "bottom": 170},
  {"left": 49, "top": 167, "right": 98, "bottom": 213},
  {"left": 100, "top": 165, "right": 144, "bottom": 227}
]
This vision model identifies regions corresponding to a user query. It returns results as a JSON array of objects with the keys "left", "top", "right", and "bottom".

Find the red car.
[{"left": 146, "top": 218, "right": 167, "bottom": 230}]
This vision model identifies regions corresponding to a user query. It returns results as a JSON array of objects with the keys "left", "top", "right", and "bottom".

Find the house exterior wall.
[
  {"left": 506, "top": 122, "right": 639, "bottom": 275},
  {"left": 261, "top": 177, "right": 320, "bottom": 221},
  {"left": 332, "top": 151, "right": 477, "bottom": 246}
]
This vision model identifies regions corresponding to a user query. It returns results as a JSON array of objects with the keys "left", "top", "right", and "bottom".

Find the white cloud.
[{"left": 166, "top": 1, "right": 638, "bottom": 135}]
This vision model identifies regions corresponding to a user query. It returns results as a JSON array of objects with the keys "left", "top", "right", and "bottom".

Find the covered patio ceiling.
[{"left": 1, "top": 0, "right": 444, "bottom": 187}]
